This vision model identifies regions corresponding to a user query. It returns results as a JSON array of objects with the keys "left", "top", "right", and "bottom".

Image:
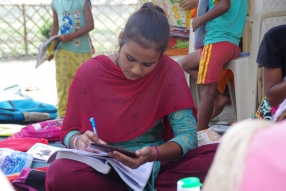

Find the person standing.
[
  {"left": 50, "top": 0, "right": 94, "bottom": 118},
  {"left": 180, "top": 0, "right": 233, "bottom": 119}
]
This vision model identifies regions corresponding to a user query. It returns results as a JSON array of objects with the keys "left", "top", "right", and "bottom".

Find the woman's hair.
[
  {"left": 202, "top": 119, "right": 273, "bottom": 191},
  {"left": 119, "top": 2, "right": 170, "bottom": 54}
]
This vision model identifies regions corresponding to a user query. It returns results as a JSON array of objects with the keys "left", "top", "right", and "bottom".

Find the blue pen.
[{"left": 90, "top": 117, "right": 98, "bottom": 135}]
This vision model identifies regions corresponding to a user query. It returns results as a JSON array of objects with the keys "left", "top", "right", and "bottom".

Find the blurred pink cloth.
[{"left": 240, "top": 120, "right": 286, "bottom": 191}]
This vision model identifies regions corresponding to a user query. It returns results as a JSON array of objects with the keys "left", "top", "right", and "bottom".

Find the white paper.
[
  {"left": 35, "top": 35, "right": 60, "bottom": 68},
  {"left": 26, "top": 143, "right": 60, "bottom": 162},
  {"left": 107, "top": 160, "right": 153, "bottom": 191},
  {"left": 47, "top": 147, "right": 153, "bottom": 191}
]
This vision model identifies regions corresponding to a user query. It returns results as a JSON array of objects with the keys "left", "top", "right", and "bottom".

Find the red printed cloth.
[{"left": 0, "top": 138, "right": 48, "bottom": 152}]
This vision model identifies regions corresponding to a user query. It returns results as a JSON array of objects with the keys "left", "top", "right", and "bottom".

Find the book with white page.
[
  {"left": 47, "top": 146, "right": 154, "bottom": 191},
  {"left": 26, "top": 143, "right": 60, "bottom": 162},
  {"left": 36, "top": 35, "right": 61, "bottom": 68}
]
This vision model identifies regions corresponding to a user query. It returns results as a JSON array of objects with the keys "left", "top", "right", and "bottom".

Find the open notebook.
[{"left": 47, "top": 147, "right": 154, "bottom": 191}]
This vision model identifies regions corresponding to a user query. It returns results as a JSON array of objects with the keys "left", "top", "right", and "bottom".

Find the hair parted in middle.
[{"left": 119, "top": 2, "right": 170, "bottom": 54}]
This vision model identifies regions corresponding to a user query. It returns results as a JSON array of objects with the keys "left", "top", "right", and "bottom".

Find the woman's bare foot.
[{"left": 211, "top": 93, "right": 229, "bottom": 119}]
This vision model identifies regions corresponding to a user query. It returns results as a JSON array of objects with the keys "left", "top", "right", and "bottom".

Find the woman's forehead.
[{"left": 123, "top": 41, "right": 160, "bottom": 62}]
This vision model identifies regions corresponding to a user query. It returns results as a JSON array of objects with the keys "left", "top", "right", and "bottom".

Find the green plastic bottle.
[{"left": 177, "top": 177, "right": 202, "bottom": 191}]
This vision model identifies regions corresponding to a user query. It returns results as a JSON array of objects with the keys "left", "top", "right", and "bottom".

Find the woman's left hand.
[{"left": 108, "top": 146, "right": 155, "bottom": 169}]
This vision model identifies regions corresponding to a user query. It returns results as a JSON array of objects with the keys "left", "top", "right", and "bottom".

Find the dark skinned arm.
[
  {"left": 264, "top": 67, "right": 286, "bottom": 106},
  {"left": 50, "top": 7, "right": 59, "bottom": 38},
  {"left": 192, "top": 0, "right": 230, "bottom": 31},
  {"left": 180, "top": 0, "right": 199, "bottom": 10},
  {"left": 58, "top": 0, "right": 94, "bottom": 42}
]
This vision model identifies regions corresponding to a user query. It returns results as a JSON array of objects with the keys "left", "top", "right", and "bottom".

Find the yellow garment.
[
  {"left": 217, "top": 69, "right": 234, "bottom": 94},
  {"left": 0, "top": 124, "right": 24, "bottom": 136},
  {"left": 55, "top": 49, "right": 91, "bottom": 117},
  {"left": 213, "top": 0, "right": 219, "bottom": 5}
]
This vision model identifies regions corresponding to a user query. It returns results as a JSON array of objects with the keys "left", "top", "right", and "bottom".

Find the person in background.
[
  {"left": 180, "top": 0, "right": 234, "bottom": 119},
  {"left": 50, "top": 0, "right": 94, "bottom": 118},
  {"left": 213, "top": 69, "right": 233, "bottom": 118},
  {"left": 45, "top": 3, "right": 218, "bottom": 191},
  {"left": 203, "top": 119, "right": 286, "bottom": 191},
  {"left": 181, "top": 0, "right": 247, "bottom": 131},
  {"left": 252, "top": 25, "right": 286, "bottom": 121}
]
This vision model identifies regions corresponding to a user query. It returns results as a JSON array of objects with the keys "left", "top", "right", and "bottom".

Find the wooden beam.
[{"left": 242, "top": 0, "right": 254, "bottom": 52}]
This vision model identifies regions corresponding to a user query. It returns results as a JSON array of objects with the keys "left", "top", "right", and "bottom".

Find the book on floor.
[
  {"left": 0, "top": 148, "right": 33, "bottom": 175},
  {"left": 210, "top": 121, "right": 234, "bottom": 134},
  {"left": 47, "top": 146, "right": 154, "bottom": 191},
  {"left": 26, "top": 143, "right": 60, "bottom": 162},
  {"left": 36, "top": 35, "right": 60, "bottom": 69}
]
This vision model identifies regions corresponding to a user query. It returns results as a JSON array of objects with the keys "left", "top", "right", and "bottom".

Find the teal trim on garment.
[
  {"left": 109, "top": 108, "right": 197, "bottom": 191},
  {"left": 64, "top": 130, "right": 81, "bottom": 148},
  {"left": 62, "top": 108, "right": 197, "bottom": 191},
  {"left": 168, "top": 109, "right": 198, "bottom": 155}
]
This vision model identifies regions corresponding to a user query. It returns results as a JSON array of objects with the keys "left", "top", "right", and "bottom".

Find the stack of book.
[{"left": 152, "top": 0, "right": 195, "bottom": 56}]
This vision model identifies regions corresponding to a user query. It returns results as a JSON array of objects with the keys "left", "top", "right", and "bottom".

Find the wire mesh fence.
[{"left": 0, "top": 2, "right": 142, "bottom": 60}]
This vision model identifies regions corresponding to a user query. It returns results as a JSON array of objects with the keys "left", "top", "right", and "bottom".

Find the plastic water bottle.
[{"left": 177, "top": 177, "right": 202, "bottom": 191}]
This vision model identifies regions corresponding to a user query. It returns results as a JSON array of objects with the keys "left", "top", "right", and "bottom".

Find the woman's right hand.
[
  {"left": 72, "top": 130, "right": 107, "bottom": 151},
  {"left": 108, "top": 146, "right": 155, "bottom": 169}
]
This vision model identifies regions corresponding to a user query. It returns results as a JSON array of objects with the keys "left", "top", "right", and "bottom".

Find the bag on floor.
[
  {"left": 0, "top": 84, "right": 31, "bottom": 102},
  {"left": 10, "top": 119, "right": 63, "bottom": 141},
  {"left": 0, "top": 99, "right": 57, "bottom": 122},
  {"left": 12, "top": 167, "right": 46, "bottom": 191},
  {"left": 0, "top": 148, "right": 33, "bottom": 175}
]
